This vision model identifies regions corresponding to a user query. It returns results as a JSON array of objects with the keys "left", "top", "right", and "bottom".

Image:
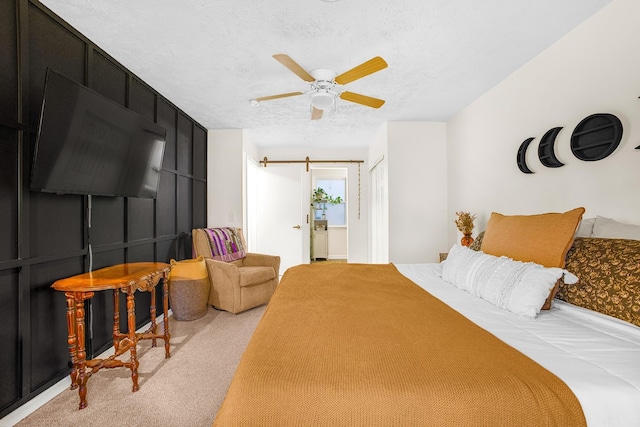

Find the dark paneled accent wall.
[{"left": 0, "top": 1, "right": 207, "bottom": 417}]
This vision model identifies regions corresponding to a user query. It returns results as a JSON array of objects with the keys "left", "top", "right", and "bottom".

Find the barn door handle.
[{"left": 292, "top": 225, "right": 301, "bottom": 229}]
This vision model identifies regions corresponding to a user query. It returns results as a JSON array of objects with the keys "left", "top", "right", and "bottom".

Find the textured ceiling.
[{"left": 39, "top": 0, "right": 610, "bottom": 149}]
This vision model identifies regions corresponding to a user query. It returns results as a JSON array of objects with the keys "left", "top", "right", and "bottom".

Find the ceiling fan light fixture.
[
  {"left": 253, "top": 54, "right": 387, "bottom": 120},
  {"left": 310, "top": 92, "right": 334, "bottom": 110}
]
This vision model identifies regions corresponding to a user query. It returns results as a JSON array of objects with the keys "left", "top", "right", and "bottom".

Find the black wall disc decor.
[
  {"left": 516, "top": 112, "right": 625, "bottom": 173},
  {"left": 538, "top": 127, "right": 564, "bottom": 168},
  {"left": 571, "top": 113, "right": 623, "bottom": 161}
]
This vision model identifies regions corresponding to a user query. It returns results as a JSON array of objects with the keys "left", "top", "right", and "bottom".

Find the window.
[{"left": 316, "top": 179, "right": 346, "bottom": 226}]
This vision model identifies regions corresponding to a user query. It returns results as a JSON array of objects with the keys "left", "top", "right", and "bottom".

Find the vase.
[{"left": 461, "top": 233, "right": 474, "bottom": 247}]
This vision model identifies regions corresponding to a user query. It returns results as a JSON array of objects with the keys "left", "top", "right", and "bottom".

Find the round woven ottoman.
[{"left": 168, "top": 256, "right": 210, "bottom": 321}]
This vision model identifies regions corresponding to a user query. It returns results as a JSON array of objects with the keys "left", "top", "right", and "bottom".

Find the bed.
[{"left": 213, "top": 210, "right": 640, "bottom": 426}]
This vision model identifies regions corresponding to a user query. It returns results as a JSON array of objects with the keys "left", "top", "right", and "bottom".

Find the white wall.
[
  {"left": 447, "top": 0, "right": 640, "bottom": 245},
  {"left": 387, "top": 122, "right": 448, "bottom": 263},
  {"left": 369, "top": 122, "right": 448, "bottom": 263},
  {"left": 207, "top": 129, "right": 244, "bottom": 227},
  {"left": 327, "top": 227, "right": 348, "bottom": 259},
  {"left": 369, "top": 123, "right": 388, "bottom": 171}
]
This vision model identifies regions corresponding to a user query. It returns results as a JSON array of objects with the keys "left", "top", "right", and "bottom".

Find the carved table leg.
[
  {"left": 113, "top": 289, "right": 120, "bottom": 352},
  {"left": 64, "top": 293, "right": 78, "bottom": 390},
  {"left": 74, "top": 292, "right": 88, "bottom": 409},
  {"left": 150, "top": 285, "right": 157, "bottom": 347},
  {"left": 162, "top": 273, "right": 171, "bottom": 358},
  {"left": 126, "top": 286, "right": 140, "bottom": 392}
]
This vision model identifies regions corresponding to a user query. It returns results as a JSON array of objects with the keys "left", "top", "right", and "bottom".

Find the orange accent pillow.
[{"left": 480, "top": 207, "right": 585, "bottom": 310}]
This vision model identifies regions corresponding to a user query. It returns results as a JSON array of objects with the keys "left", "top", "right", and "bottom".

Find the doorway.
[{"left": 311, "top": 167, "right": 348, "bottom": 262}]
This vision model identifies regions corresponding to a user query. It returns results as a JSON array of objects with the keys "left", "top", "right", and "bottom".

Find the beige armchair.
[{"left": 192, "top": 227, "right": 280, "bottom": 314}]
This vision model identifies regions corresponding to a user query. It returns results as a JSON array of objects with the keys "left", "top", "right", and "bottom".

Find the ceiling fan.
[{"left": 251, "top": 54, "right": 388, "bottom": 120}]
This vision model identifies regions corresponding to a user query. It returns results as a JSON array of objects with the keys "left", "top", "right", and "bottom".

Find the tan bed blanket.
[{"left": 214, "top": 263, "right": 585, "bottom": 426}]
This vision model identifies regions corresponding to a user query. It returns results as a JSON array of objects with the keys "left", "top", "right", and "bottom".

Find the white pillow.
[
  {"left": 592, "top": 216, "right": 640, "bottom": 240},
  {"left": 441, "top": 244, "right": 575, "bottom": 319},
  {"left": 575, "top": 217, "right": 595, "bottom": 237}
]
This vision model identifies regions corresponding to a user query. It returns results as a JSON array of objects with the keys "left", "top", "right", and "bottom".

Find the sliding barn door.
[{"left": 254, "top": 164, "right": 310, "bottom": 274}]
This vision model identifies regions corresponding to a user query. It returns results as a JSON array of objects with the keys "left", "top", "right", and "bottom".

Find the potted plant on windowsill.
[
  {"left": 312, "top": 188, "right": 343, "bottom": 205},
  {"left": 312, "top": 188, "right": 343, "bottom": 220}
]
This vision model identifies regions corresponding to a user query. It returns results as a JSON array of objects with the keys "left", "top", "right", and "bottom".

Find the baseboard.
[
  {"left": 0, "top": 377, "right": 71, "bottom": 427},
  {"left": 0, "top": 310, "right": 172, "bottom": 427}
]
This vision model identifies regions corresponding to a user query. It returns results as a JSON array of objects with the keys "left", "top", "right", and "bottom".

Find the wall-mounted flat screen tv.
[{"left": 31, "top": 69, "right": 167, "bottom": 198}]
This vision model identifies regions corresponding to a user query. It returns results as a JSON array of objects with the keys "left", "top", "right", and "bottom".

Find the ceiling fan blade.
[
  {"left": 340, "top": 91, "right": 385, "bottom": 109},
  {"left": 255, "top": 91, "right": 304, "bottom": 102},
  {"left": 334, "top": 57, "right": 388, "bottom": 85},
  {"left": 311, "top": 107, "right": 323, "bottom": 120},
  {"left": 273, "top": 54, "right": 315, "bottom": 82}
]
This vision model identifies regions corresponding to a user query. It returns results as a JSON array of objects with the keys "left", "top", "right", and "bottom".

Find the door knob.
[{"left": 292, "top": 225, "right": 301, "bottom": 229}]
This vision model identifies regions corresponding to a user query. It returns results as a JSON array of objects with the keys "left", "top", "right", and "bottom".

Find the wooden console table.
[{"left": 52, "top": 262, "right": 172, "bottom": 410}]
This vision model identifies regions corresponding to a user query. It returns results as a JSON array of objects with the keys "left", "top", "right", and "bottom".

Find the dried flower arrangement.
[{"left": 454, "top": 211, "right": 476, "bottom": 235}]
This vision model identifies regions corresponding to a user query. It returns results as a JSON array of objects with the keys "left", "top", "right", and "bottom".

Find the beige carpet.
[{"left": 16, "top": 305, "right": 266, "bottom": 426}]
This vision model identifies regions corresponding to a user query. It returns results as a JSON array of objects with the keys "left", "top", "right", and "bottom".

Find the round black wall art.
[{"left": 570, "top": 113, "right": 623, "bottom": 161}]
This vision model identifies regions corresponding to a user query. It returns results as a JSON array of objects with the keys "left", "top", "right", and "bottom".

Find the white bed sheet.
[{"left": 396, "top": 263, "right": 640, "bottom": 427}]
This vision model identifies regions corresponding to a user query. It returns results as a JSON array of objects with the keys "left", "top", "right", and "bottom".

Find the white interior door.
[
  {"left": 255, "top": 164, "right": 310, "bottom": 274},
  {"left": 370, "top": 159, "right": 388, "bottom": 263}
]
